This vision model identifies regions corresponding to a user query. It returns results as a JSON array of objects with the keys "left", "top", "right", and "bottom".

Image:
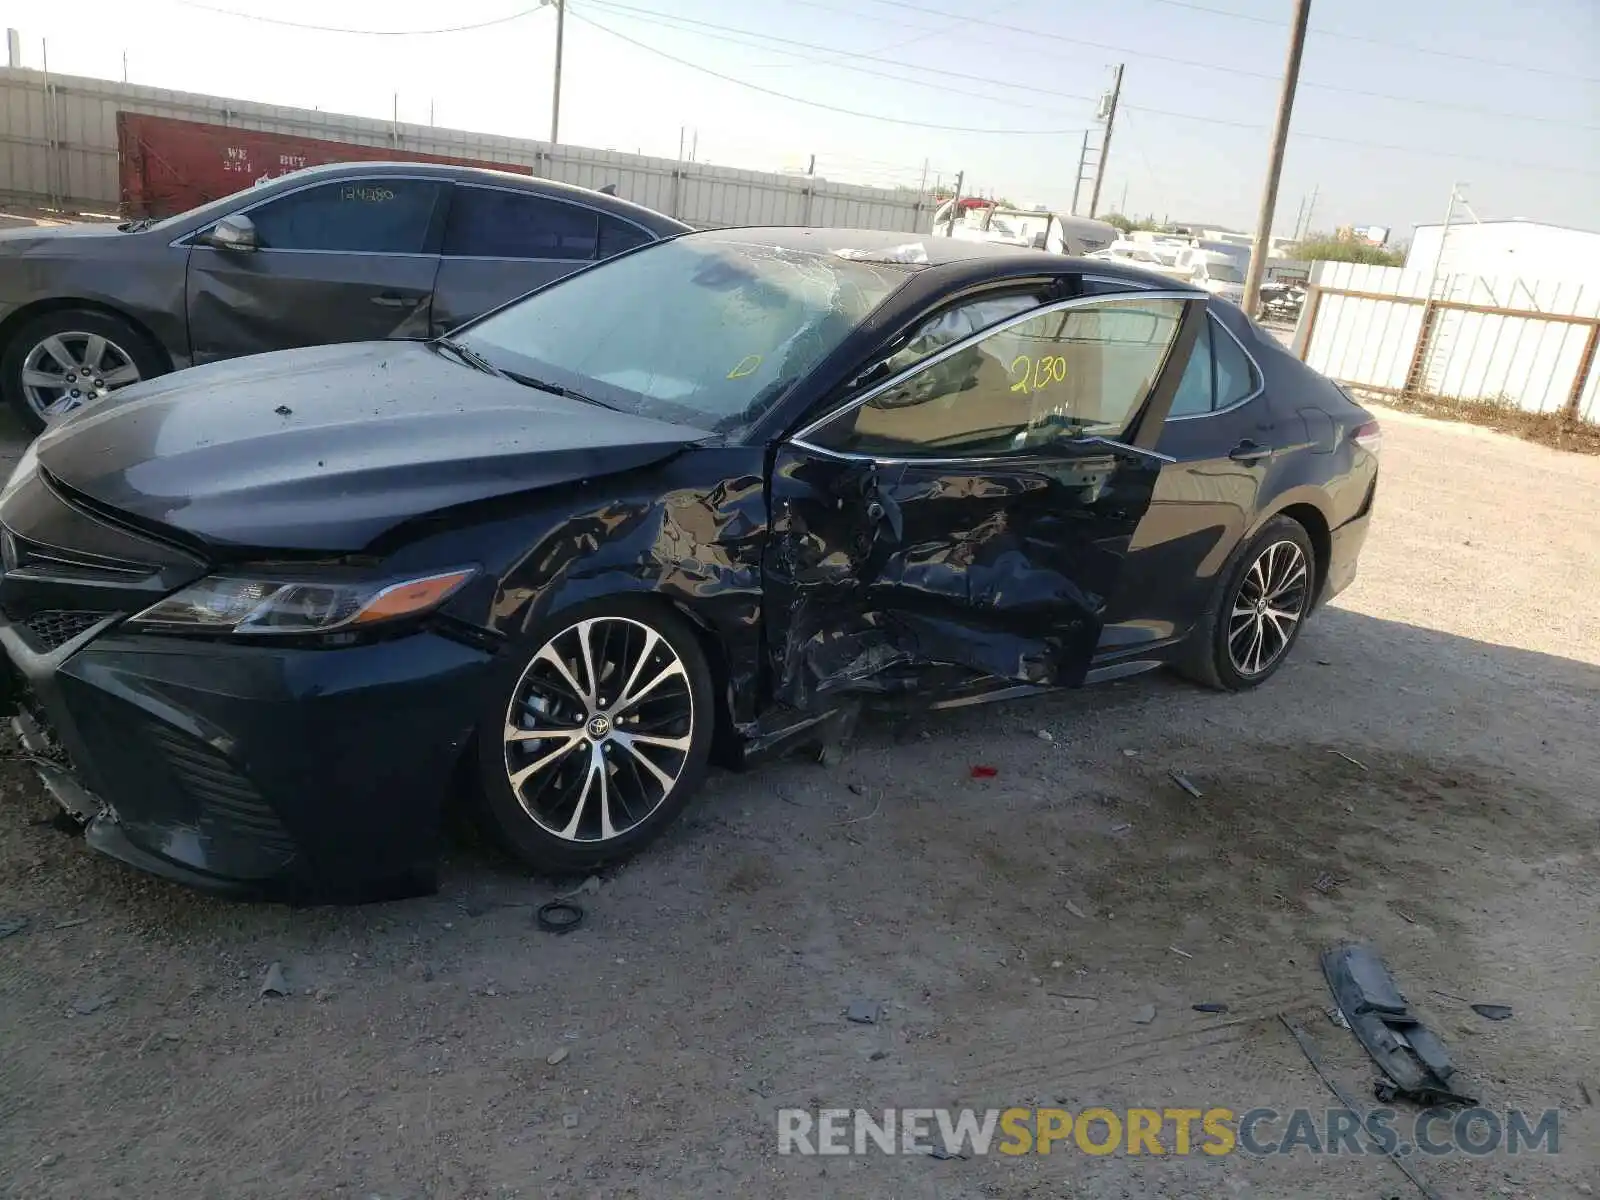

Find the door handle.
[
  {"left": 370, "top": 293, "right": 415, "bottom": 308},
  {"left": 1228, "top": 439, "right": 1272, "bottom": 463}
]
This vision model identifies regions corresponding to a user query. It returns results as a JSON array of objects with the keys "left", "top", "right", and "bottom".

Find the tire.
[
  {"left": 473, "top": 596, "right": 715, "bottom": 875},
  {"left": 1, "top": 308, "right": 167, "bottom": 435},
  {"left": 1175, "top": 514, "right": 1317, "bottom": 691}
]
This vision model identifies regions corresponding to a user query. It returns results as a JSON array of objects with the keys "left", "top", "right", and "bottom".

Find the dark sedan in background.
[
  {"left": 0, "top": 229, "right": 1378, "bottom": 901},
  {"left": 0, "top": 161, "right": 690, "bottom": 431}
]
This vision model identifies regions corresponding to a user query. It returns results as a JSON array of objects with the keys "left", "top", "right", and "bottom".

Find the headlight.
[{"left": 127, "top": 568, "right": 475, "bottom": 635}]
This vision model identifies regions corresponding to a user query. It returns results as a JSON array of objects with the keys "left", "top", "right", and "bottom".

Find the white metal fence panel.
[
  {"left": 0, "top": 65, "right": 932, "bottom": 233},
  {"left": 1296, "top": 260, "right": 1600, "bottom": 422}
]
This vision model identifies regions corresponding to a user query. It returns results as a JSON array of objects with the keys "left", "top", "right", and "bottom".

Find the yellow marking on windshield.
[{"left": 727, "top": 354, "right": 763, "bottom": 380}]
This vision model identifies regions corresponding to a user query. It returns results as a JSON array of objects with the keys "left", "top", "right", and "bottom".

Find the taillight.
[{"left": 1351, "top": 420, "right": 1382, "bottom": 456}]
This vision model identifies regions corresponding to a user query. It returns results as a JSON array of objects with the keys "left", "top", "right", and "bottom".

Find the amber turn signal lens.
[{"left": 351, "top": 569, "right": 476, "bottom": 625}]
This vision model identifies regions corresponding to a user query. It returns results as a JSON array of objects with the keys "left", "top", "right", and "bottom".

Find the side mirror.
[{"left": 198, "top": 213, "right": 258, "bottom": 251}]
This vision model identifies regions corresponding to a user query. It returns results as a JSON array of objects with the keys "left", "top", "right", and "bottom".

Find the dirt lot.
[{"left": 0, "top": 407, "right": 1596, "bottom": 1199}]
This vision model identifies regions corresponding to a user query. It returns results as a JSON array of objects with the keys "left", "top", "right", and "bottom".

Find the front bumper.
[{"left": 1, "top": 617, "right": 493, "bottom": 901}]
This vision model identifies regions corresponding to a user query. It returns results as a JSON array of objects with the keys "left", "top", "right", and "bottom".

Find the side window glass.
[
  {"left": 881, "top": 293, "right": 1042, "bottom": 376},
  {"left": 1212, "top": 316, "right": 1261, "bottom": 406},
  {"left": 246, "top": 179, "right": 443, "bottom": 253},
  {"left": 1167, "top": 314, "right": 1215, "bottom": 417},
  {"left": 808, "top": 297, "right": 1186, "bottom": 458},
  {"left": 444, "top": 188, "right": 599, "bottom": 260},
  {"left": 597, "top": 216, "right": 653, "bottom": 258}
]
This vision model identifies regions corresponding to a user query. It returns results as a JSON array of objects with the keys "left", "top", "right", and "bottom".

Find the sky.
[{"left": 9, "top": 0, "right": 1598, "bottom": 243}]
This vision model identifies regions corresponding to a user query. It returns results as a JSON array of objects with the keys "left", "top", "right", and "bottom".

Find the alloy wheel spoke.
[
  {"left": 613, "top": 627, "right": 661, "bottom": 715},
  {"left": 560, "top": 749, "right": 605, "bottom": 839},
  {"left": 508, "top": 734, "right": 582, "bottom": 789},
  {"left": 504, "top": 724, "right": 585, "bottom": 744},
  {"left": 534, "top": 642, "right": 593, "bottom": 710},
  {"left": 81, "top": 335, "right": 107, "bottom": 372},
  {"left": 612, "top": 659, "right": 686, "bottom": 717},
  {"left": 20, "top": 368, "right": 63, "bottom": 389},
  {"left": 576, "top": 619, "right": 602, "bottom": 708},
  {"left": 38, "top": 336, "right": 78, "bottom": 372},
  {"left": 612, "top": 734, "right": 679, "bottom": 791},
  {"left": 1265, "top": 605, "right": 1301, "bottom": 625},
  {"left": 99, "top": 364, "right": 141, "bottom": 388}
]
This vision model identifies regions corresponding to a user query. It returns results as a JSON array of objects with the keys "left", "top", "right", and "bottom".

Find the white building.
[{"left": 1404, "top": 219, "right": 1600, "bottom": 282}]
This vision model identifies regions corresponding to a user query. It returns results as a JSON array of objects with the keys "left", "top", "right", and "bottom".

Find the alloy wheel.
[
  {"left": 20, "top": 331, "right": 143, "bottom": 423},
  {"left": 502, "top": 616, "right": 695, "bottom": 843},
  {"left": 1227, "top": 539, "right": 1310, "bottom": 677}
]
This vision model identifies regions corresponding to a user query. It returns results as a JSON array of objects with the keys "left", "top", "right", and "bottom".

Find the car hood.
[
  {"left": 0, "top": 221, "right": 128, "bottom": 251},
  {"left": 33, "top": 341, "right": 710, "bottom": 552}
]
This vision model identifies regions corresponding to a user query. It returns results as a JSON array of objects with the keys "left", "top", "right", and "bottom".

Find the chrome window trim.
[
  {"left": 793, "top": 288, "right": 1201, "bottom": 448},
  {"left": 1163, "top": 312, "right": 1266, "bottom": 423},
  {"left": 788, "top": 436, "right": 1176, "bottom": 468},
  {"left": 441, "top": 180, "right": 656, "bottom": 260}
]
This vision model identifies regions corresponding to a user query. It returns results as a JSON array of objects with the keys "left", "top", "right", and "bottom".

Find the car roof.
[{"left": 267, "top": 160, "right": 691, "bottom": 232}]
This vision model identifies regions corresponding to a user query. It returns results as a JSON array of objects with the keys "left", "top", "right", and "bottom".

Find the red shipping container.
[{"left": 117, "top": 112, "right": 534, "bottom": 218}]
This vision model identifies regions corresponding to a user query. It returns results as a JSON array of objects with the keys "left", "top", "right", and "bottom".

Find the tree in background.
[
  {"left": 1291, "top": 233, "right": 1404, "bottom": 266},
  {"left": 1101, "top": 212, "right": 1162, "bottom": 234}
]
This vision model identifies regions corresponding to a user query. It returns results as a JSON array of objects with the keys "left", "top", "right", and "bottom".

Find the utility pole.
[
  {"left": 548, "top": 0, "right": 565, "bottom": 144},
  {"left": 122, "top": 50, "right": 128, "bottom": 83},
  {"left": 1242, "top": 0, "right": 1312, "bottom": 317},
  {"left": 943, "top": 169, "right": 965, "bottom": 235},
  {"left": 1299, "top": 183, "right": 1319, "bottom": 240},
  {"left": 1087, "top": 63, "right": 1123, "bottom": 219},
  {"left": 1118, "top": 181, "right": 1128, "bottom": 215},
  {"left": 1071, "top": 130, "right": 1091, "bottom": 215}
]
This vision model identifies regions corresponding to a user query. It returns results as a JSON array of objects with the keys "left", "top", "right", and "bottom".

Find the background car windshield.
[
  {"left": 1208, "top": 263, "right": 1245, "bottom": 283},
  {"left": 461, "top": 239, "right": 909, "bottom": 429}
]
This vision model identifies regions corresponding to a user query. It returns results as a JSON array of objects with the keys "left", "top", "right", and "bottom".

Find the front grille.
[
  {"left": 14, "top": 610, "right": 105, "bottom": 653},
  {"left": 145, "top": 724, "right": 296, "bottom": 858}
]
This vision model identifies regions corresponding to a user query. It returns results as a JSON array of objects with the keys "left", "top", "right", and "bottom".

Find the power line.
[
  {"left": 171, "top": 1, "right": 544, "bottom": 35},
  {"left": 784, "top": 0, "right": 1600, "bottom": 120},
  {"left": 569, "top": 11, "right": 1089, "bottom": 134},
  {"left": 576, "top": 6, "right": 1599, "bottom": 175},
  {"left": 585, "top": 0, "right": 1599, "bottom": 137},
  {"left": 581, "top": 1, "right": 1090, "bottom": 113},
  {"left": 1137, "top": 0, "right": 1599, "bottom": 82}
]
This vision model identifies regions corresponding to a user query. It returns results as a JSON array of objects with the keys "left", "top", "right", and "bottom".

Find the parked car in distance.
[
  {"left": 1086, "top": 239, "right": 1179, "bottom": 269},
  {"left": 0, "top": 161, "right": 690, "bottom": 431},
  {"left": 0, "top": 229, "right": 1379, "bottom": 902},
  {"left": 1174, "top": 248, "right": 1247, "bottom": 305},
  {"left": 931, "top": 198, "right": 1118, "bottom": 257}
]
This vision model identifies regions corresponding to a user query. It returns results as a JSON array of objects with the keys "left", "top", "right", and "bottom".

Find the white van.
[{"left": 1174, "top": 247, "right": 1246, "bottom": 305}]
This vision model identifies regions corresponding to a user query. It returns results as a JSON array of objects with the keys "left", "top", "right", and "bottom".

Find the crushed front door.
[{"left": 764, "top": 291, "right": 1206, "bottom": 709}]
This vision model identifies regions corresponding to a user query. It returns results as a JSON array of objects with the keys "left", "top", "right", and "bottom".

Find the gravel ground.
[{"left": 0, "top": 406, "right": 1596, "bottom": 1199}]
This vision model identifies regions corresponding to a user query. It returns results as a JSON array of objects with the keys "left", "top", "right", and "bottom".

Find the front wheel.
[
  {"left": 473, "top": 598, "right": 715, "bottom": 875},
  {"left": 1, "top": 308, "right": 166, "bottom": 434},
  {"left": 1176, "top": 515, "right": 1317, "bottom": 691}
]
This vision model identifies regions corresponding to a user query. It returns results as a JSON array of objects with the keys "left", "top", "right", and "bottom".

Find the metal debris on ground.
[
  {"left": 0, "top": 916, "right": 26, "bottom": 939},
  {"left": 1325, "top": 1006, "right": 1351, "bottom": 1029},
  {"left": 1579, "top": 1081, "right": 1593, "bottom": 1106},
  {"left": 1394, "top": 908, "right": 1418, "bottom": 924},
  {"left": 562, "top": 1112, "right": 580, "bottom": 1130},
  {"left": 1063, "top": 900, "right": 1088, "bottom": 920},
  {"left": 1328, "top": 749, "right": 1369, "bottom": 771},
  {"left": 1312, "top": 872, "right": 1349, "bottom": 894},
  {"left": 1169, "top": 771, "right": 1203, "bottom": 799},
  {"left": 1170, "top": 946, "right": 1193, "bottom": 959},
  {"left": 547, "top": 1047, "right": 570, "bottom": 1065},
  {"left": 846, "top": 999, "right": 884, "bottom": 1025},
  {"left": 1470, "top": 1003, "right": 1513, "bottom": 1022},
  {"left": 259, "top": 962, "right": 290, "bottom": 998},
  {"left": 1322, "top": 943, "right": 1477, "bottom": 1107},
  {"left": 69, "top": 993, "right": 114, "bottom": 1016},
  {"left": 1122, "top": 749, "right": 1139, "bottom": 757},
  {"left": 869, "top": 1050, "right": 888, "bottom": 1061},
  {"left": 1109, "top": 822, "right": 1133, "bottom": 833},
  {"left": 536, "top": 900, "right": 585, "bottom": 934},
  {"left": 1279, "top": 1014, "right": 1444, "bottom": 1200},
  {"left": 969, "top": 765, "right": 998, "bottom": 779},
  {"left": 1036, "top": 729, "right": 1053, "bottom": 742},
  {"left": 1131, "top": 1004, "right": 1156, "bottom": 1024},
  {"left": 1193, "top": 1003, "right": 1229, "bottom": 1013}
]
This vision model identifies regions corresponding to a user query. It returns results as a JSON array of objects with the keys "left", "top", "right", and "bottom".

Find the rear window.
[{"left": 444, "top": 186, "right": 599, "bottom": 260}]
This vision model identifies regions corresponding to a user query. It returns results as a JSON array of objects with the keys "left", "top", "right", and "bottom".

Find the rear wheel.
[
  {"left": 473, "top": 598, "right": 715, "bottom": 874},
  {"left": 1176, "top": 515, "right": 1316, "bottom": 691},
  {"left": 1, "top": 308, "right": 166, "bottom": 434}
]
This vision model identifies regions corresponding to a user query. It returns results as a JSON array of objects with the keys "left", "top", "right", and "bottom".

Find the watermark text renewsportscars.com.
[{"left": 777, "top": 1106, "right": 1562, "bottom": 1158}]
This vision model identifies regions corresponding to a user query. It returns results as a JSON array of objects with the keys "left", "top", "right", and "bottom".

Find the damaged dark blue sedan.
[{"left": 0, "top": 228, "right": 1378, "bottom": 900}]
